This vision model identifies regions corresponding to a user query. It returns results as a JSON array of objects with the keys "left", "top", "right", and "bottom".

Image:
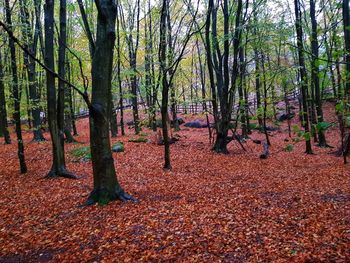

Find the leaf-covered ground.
[{"left": 0, "top": 102, "right": 349, "bottom": 262}]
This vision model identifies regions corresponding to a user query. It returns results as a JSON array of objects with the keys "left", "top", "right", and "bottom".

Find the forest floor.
[{"left": 0, "top": 101, "right": 349, "bottom": 262}]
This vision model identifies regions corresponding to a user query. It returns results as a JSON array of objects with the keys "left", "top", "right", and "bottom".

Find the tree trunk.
[
  {"left": 196, "top": 40, "right": 212, "bottom": 141},
  {"left": 295, "top": 0, "right": 313, "bottom": 154},
  {"left": 238, "top": 44, "right": 247, "bottom": 137},
  {"left": 5, "top": 0, "right": 27, "bottom": 173},
  {"left": 87, "top": 0, "right": 133, "bottom": 204},
  {"left": 20, "top": 0, "right": 46, "bottom": 141},
  {"left": 343, "top": 0, "right": 350, "bottom": 99},
  {"left": 63, "top": 59, "right": 77, "bottom": 142},
  {"left": 0, "top": 50, "right": 11, "bottom": 144},
  {"left": 45, "top": 0, "right": 75, "bottom": 178},
  {"left": 310, "top": 0, "right": 326, "bottom": 147},
  {"left": 160, "top": 0, "right": 171, "bottom": 170},
  {"left": 110, "top": 98, "right": 118, "bottom": 137},
  {"left": 116, "top": 5, "right": 125, "bottom": 136}
]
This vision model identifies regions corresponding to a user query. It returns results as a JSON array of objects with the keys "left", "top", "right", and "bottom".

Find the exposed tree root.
[
  {"left": 46, "top": 168, "right": 77, "bottom": 179},
  {"left": 84, "top": 188, "right": 138, "bottom": 206},
  {"left": 316, "top": 143, "right": 334, "bottom": 148}
]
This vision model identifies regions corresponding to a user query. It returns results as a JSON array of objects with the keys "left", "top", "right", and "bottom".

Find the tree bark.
[
  {"left": 19, "top": 0, "right": 46, "bottom": 141},
  {"left": 87, "top": 0, "right": 133, "bottom": 204},
  {"left": 110, "top": 98, "right": 118, "bottom": 137},
  {"left": 343, "top": 0, "right": 350, "bottom": 99},
  {"left": 116, "top": 5, "right": 125, "bottom": 135},
  {"left": 45, "top": 0, "right": 75, "bottom": 178},
  {"left": 294, "top": 0, "right": 313, "bottom": 154},
  {"left": 310, "top": 0, "right": 327, "bottom": 147},
  {"left": 5, "top": 0, "right": 27, "bottom": 173},
  {"left": 0, "top": 50, "right": 11, "bottom": 144},
  {"left": 160, "top": 0, "right": 171, "bottom": 169}
]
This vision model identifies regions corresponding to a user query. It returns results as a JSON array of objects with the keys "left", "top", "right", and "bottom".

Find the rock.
[
  {"left": 278, "top": 112, "right": 295, "bottom": 121},
  {"left": 126, "top": 120, "right": 134, "bottom": 126},
  {"left": 265, "top": 125, "right": 279, "bottom": 131},
  {"left": 184, "top": 121, "right": 208, "bottom": 128},
  {"left": 171, "top": 118, "right": 185, "bottom": 126},
  {"left": 253, "top": 139, "right": 262, "bottom": 144},
  {"left": 112, "top": 142, "right": 124, "bottom": 152}
]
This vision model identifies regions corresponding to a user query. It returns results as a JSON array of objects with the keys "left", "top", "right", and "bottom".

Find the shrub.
[{"left": 70, "top": 146, "right": 91, "bottom": 161}]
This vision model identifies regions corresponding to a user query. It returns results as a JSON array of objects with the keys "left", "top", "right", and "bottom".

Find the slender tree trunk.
[
  {"left": 110, "top": 98, "right": 118, "bottom": 137},
  {"left": 144, "top": 4, "right": 153, "bottom": 129},
  {"left": 166, "top": 6, "right": 179, "bottom": 131},
  {"left": 343, "top": 0, "right": 350, "bottom": 99},
  {"left": 116, "top": 6, "right": 124, "bottom": 135},
  {"left": 310, "top": 0, "right": 326, "bottom": 146},
  {"left": 63, "top": 18, "right": 77, "bottom": 142},
  {"left": 295, "top": 0, "right": 313, "bottom": 154},
  {"left": 130, "top": 59, "right": 140, "bottom": 134},
  {"left": 20, "top": 0, "right": 46, "bottom": 141},
  {"left": 5, "top": 0, "right": 27, "bottom": 173},
  {"left": 23, "top": 76, "right": 32, "bottom": 129},
  {"left": 45, "top": 0, "right": 75, "bottom": 178},
  {"left": 238, "top": 44, "right": 247, "bottom": 137},
  {"left": 255, "top": 50, "right": 263, "bottom": 127},
  {"left": 261, "top": 53, "right": 271, "bottom": 146},
  {"left": 160, "top": 0, "right": 171, "bottom": 170},
  {"left": 0, "top": 50, "right": 11, "bottom": 144},
  {"left": 77, "top": 0, "right": 95, "bottom": 57},
  {"left": 196, "top": 40, "right": 211, "bottom": 141}
]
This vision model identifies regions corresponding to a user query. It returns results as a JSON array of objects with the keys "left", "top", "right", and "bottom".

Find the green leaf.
[
  {"left": 315, "top": 122, "right": 334, "bottom": 132},
  {"left": 285, "top": 144, "right": 294, "bottom": 152},
  {"left": 303, "top": 132, "right": 311, "bottom": 141}
]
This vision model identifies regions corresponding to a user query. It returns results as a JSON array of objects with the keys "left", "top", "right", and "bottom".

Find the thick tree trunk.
[
  {"left": 87, "top": 0, "right": 133, "bottom": 204},
  {"left": 213, "top": 121, "right": 229, "bottom": 154},
  {"left": 5, "top": 0, "right": 27, "bottom": 173}
]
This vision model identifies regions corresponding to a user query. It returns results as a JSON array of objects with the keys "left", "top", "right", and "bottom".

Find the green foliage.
[
  {"left": 335, "top": 101, "right": 346, "bottom": 114},
  {"left": 256, "top": 107, "right": 264, "bottom": 119},
  {"left": 70, "top": 146, "right": 91, "bottom": 162},
  {"left": 292, "top": 124, "right": 300, "bottom": 134},
  {"left": 228, "top": 122, "right": 236, "bottom": 129},
  {"left": 315, "top": 122, "right": 334, "bottom": 132},
  {"left": 248, "top": 123, "right": 259, "bottom": 130},
  {"left": 292, "top": 137, "right": 301, "bottom": 143},
  {"left": 128, "top": 137, "right": 148, "bottom": 143},
  {"left": 303, "top": 132, "right": 311, "bottom": 141},
  {"left": 285, "top": 144, "right": 294, "bottom": 152}
]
